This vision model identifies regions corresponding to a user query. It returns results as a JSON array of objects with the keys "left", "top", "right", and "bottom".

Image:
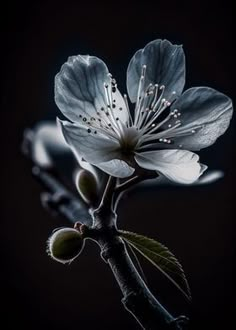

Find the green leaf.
[{"left": 120, "top": 230, "right": 191, "bottom": 301}]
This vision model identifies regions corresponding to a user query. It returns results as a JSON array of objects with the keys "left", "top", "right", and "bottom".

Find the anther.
[{"left": 142, "top": 65, "right": 147, "bottom": 76}]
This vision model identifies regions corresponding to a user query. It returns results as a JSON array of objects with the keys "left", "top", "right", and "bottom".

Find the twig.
[{"left": 22, "top": 126, "right": 189, "bottom": 330}]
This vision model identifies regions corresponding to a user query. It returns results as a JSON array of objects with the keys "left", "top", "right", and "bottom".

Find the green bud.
[
  {"left": 76, "top": 169, "right": 98, "bottom": 205},
  {"left": 47, "top": 228, "right": 84, "bottom": 264}
]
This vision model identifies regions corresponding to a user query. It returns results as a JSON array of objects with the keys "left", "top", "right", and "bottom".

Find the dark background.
[{"left": 1, "top": 1, "right": 233, "bottom": 329}]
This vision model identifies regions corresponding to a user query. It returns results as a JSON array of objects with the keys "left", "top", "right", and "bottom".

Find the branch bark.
[
  {"left": 31, "top": 167, "right": 188, "bottom": 329},
  {"left": 22, "top": 129, "right": 189, "bottom": 330},
  {"left": 82, "top": 180, "right": 189, "bottom": 329},
  {"left": 85, "top": 224, "right": 178, "bottom": 329}
]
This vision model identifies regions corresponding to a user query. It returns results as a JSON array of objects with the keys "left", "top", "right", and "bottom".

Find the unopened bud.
[
  {"left": 47, "top": 228, "right": 84, "bottom": 264},
  {"left": 76, "top": 169, "right": 98, "bottom": 205}
]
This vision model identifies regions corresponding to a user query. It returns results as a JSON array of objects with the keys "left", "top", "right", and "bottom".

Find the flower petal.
[
  {"left": 138, "top": 169, "right": 222, "bottom": 188},
  {"left": 168, "top": 87, "right": 233, "bottom": 150},
  {"left": 127, "top": 39, "right": 185, "bottom": 103},
  {"left": 32, "top": 121, "right": 69, "bottom": 168},
  {"left": 57, "top": 118, "right": 120, "bottom": 164},
  {"left": 135, "top": 150, "right": 202, "bottom": 184},
  {"left": 95, "top": 159, "right": 135, "bottom": 178},
  {"left": 55, "top": 55, "right": 129, "bottom": 124}
]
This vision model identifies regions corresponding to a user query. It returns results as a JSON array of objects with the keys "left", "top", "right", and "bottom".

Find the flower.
[{"left": 55, "top": 39, "right": 232, "bottom": 184}]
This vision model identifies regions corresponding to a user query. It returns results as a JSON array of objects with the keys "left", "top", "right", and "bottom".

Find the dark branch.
[{"left": 22, "top": 126, "right": 189, "bottom": 330}]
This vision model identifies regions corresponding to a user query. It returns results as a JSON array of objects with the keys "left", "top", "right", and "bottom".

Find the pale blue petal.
[
  {"left": 138, "top": 169, "right": 223, "bottom": 187},
  {"left": 127, "top": 39, "right": 185, "bottom": 103},
  {"left": 135, "top": 149, "right": 202, "bottom": 184},
  {"left": 55, "top": 55, "right": 128, "bottom": 124},
  {"left": 95, "top": 159, "right": 135, "bottom": 178},
  {"left": 57, "top": 118, "right": 120, "bottom": 164},
  {"left": 167, "top": 87, "right": 233, "bottom": 150}
]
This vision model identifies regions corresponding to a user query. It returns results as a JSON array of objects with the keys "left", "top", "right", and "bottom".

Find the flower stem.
[
  {"left": 98, "top": 175, "right": 117, "bottom": 211},
  {"left": 23, "top": 129, "right": 188, "bottom": 329},
  {"left": 113, "top": 171, "right": 159, "bottom": 211},
  {"left": 83, "top": 221, "right": 188, "bottom": 330},
  {"left": 87, "top": 174, "right": 188, "bottom": 329}
]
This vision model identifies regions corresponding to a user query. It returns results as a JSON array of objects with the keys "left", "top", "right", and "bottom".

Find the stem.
[
  {"left": 115, "top": 175, "right": 143, "bottom": 193},
  {"left": 100, "top": 234, "right": 174, "bottom": 329},
  {"left": 113, "top": 172, "right": 159, "bottom": 212},
  {"left": 92, "top": 176, "right": 117, "bottom": 228},
  {"left": 99, "top": 176, "right": 117, "bottom": 211},
  {"left": 84, "top": 219, "right": 188, "bottom": 330},
  {"left": 87, "top": 176, "right": 188, "bottom": 329},
  {"left": 22, "top": 127, "right": 188, "bottom": 329}
]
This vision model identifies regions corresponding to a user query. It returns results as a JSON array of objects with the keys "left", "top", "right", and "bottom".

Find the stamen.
[
  {"left": 124, "top": 94, "right": 133, "bottom": 126},
  {"left": 135, "top": 83, "right": 154, "bottom": 127},
  {"left": 134, "top": 65, "right": 147, "bottom": 122},
  {"left": 139, "top": 98, "right": 169, "bottom": 132},
  {"left": 150, "top": 86, "right": 166, "bottom": 112},
  {"left": 103, "top": 82, "right": 122, "bottom": 135},
  {"left": 150, "top": 84, "right": 159, "bottom": 109},
  {"left": 138, "top": 119, "right": 182, "bottom": 145}
]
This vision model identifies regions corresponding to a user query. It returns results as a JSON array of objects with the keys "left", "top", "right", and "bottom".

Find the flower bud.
[
  {"left": 47, "top": 228, "right": 84, "bottom": 264},
  {"left": 76, "top": 169, "right": 98, "bottom": 205}
]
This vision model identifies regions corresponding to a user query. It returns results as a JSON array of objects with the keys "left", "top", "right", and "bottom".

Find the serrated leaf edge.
[{"left": 120, "top": 230, "right": 191, "bottom": 301}]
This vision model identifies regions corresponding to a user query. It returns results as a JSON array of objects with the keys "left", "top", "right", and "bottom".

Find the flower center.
[
  {"left": 119, "top": 126, "right": 140, "bottom": 155},
  {"left": 74, "top": 67, "right": 202, "bottom": 153}
]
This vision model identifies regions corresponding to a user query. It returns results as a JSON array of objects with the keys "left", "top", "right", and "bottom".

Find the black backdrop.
[{"left": 1, "top": 1, "right": 233, "bottom": 329}]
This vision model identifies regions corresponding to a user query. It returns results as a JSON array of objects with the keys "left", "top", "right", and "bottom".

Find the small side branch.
[{"left": 113, "top": 172, "right": 159, "bottom": 211}]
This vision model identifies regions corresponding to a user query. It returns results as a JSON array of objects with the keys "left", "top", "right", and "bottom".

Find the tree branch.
[
  {"left": 82, "top": 221, "right": 188, "bottom": 330},
  {"left": 22, "top": 127, "right": 189, "bottom": 330}
]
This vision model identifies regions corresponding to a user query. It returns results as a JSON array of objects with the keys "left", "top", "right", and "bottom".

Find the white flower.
[{"left": 55, "top": 39, "right": 233, "bottom": 184}]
